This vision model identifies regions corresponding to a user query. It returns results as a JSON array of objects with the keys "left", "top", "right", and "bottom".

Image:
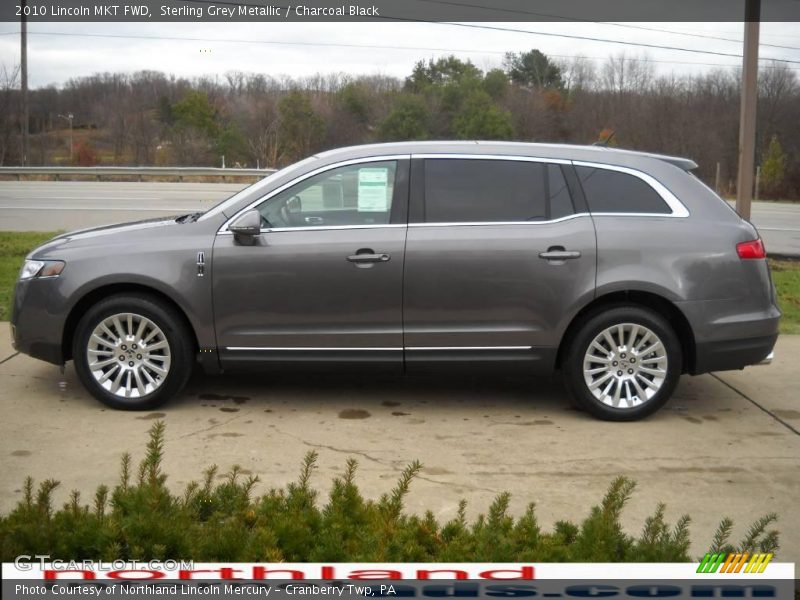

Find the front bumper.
[{"left": 11, "top": 278, "right": 67, "bottom": 366}]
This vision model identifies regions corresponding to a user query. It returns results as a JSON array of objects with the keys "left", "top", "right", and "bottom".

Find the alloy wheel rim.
[
  {"left": 582, "top": 322, "right": 668, "bottom": 409},
  {"left": 86, "top": 312, "right": 171, "bottom": 399}
]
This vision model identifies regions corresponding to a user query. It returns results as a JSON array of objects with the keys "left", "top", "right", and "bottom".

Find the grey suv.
[{"left": 11, "top": 142, "right": 780, "bottom": 420}]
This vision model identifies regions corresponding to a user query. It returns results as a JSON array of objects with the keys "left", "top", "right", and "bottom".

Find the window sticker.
[{"left": 358, "top": 168, "right": 390, "bottom": 212}]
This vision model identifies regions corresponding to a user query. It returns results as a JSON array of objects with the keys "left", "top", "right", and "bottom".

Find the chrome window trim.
[
  {"left": 218, "top": 154, "right": 410, "bottom": 234},
  {"left": 571, "top": 160, "right": 690, "bottom": 218},
  {"left": 408, "top": 213, "right": 589, "bottom": 228},
  {"left": 589, "top": 212, "right": 685, "bottom": 218},
  {"left": 411, "top": 153, "right": 571, "bottom": 165},
  {"left": 216, "top": 153, "right": 689, "bottom": 233},
  {"left": 412, "top": 154, "right": 687, "bottom": 224},
  {"left": 218, "top": 223, "right": 405, "bottom": 236}
]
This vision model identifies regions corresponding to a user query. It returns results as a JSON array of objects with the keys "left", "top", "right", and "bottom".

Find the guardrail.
[{"left": 0, "top": 166, "right": 277, "bottom": 182}]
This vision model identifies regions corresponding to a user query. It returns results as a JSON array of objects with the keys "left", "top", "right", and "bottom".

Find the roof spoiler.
[
  {"left": 607, "top": 147, "right": 698, "bottom": 171},
  {"left": 655, "top": 155, "right": 698, "bottom": 171}
]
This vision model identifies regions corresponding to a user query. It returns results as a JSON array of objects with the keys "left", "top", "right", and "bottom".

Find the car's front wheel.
[
  {"left": 563, "top": 305, "right": 682, "bottom": 421},
  {"left": 72, "top": 293, "right": 194, "bottom": 410}
]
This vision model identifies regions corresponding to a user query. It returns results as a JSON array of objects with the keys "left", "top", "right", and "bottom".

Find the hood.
[{"left": 30, "top": 214, "right": 186, "bottom": 258}]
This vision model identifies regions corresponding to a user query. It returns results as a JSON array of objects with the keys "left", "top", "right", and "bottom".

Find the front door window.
[{"left": 258, "top": 161, "right": 397, "bottom": 228}]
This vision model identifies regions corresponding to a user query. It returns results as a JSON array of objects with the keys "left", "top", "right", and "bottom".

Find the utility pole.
[
  {"left": 20, "top": 0, "right": 29, "bottom": 166},
  {"left": 735, "top": 0, "right": 760, "bottom": 221}
]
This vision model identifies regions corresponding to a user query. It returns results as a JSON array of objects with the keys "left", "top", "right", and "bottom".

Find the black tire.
[
  {"left": 563, "top": 305, "right": 682, "bottom": 421},
  {"left": 72, "top": 293, "right": 194, "bottom": 410}
]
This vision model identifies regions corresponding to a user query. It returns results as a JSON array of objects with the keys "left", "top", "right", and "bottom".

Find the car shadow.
[{"left": 175, "top": 369, "right": 574, "bottom": 415}]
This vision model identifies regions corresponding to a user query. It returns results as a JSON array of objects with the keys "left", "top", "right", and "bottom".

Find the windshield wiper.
[{"left": 176, "top": 212, "right": 203, "bottom": 224}]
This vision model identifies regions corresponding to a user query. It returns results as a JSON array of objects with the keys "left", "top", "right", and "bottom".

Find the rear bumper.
[
  {"left": 757, "top": 351, "right": 774, "bottom": 366},
  {"left": 677, "top": 296, "right": 780, "bottom": 375},
  {"left": 692, "top": 333, "right": 778, "bottom": 374}
]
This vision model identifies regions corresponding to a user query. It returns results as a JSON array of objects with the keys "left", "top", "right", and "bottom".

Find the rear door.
[{"left": 403, "top": 156, "right": 596, "bottom": 372}]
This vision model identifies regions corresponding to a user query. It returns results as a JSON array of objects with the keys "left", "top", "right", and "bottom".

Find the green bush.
[{"left": 0, "top": 422, "right": 779, "bottom": 562}]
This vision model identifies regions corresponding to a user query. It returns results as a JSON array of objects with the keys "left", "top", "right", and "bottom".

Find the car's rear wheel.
[
  {"left": 563, "top": 305, "right": 682, "bottom": 421},
  {"left": 72, "top": 294, "right": 194, "bottom": 410}
]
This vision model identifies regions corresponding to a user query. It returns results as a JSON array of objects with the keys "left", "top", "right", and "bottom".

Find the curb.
[{"left": 768, "top": 253, "right": 800, "bottom": 261}]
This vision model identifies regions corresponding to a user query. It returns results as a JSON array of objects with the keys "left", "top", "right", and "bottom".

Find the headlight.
[{"left": 19, "top": 259, "right": 65, "bottom": 280}]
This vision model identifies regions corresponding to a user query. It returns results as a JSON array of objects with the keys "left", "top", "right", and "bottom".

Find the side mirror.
[{"left": 229, "top": 210, "right": 262, "bottom": 241}]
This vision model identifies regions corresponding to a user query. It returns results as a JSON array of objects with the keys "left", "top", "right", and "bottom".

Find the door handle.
[
  {"left": 539, "top": 247, "right": 581, "bottom": 261},
  {"left": 346, "top": 249, "right": 391, "bottom": 264}
]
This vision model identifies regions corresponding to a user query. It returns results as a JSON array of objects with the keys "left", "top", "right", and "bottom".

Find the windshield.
[{"left": 198, "top": 155, "right": 320, "bottom": 221}]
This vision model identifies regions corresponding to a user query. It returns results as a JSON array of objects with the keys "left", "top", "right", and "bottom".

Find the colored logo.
[{"left": 697, "top": 552, "right": 773, "bottom": 574}]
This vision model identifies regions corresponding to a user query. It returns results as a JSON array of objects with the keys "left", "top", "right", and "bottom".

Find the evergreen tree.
[
  {"left": 277, "top": 91, "right": 326, "bottom": 164},
  {"left": 504, "top": 49, "right": 564, "bottom": 89},
  {"left": 453, "top": 91, "right": 515, "bottom": 140},
  {"left": 761, "top": 135, "right": 787, "bottom": 198},
  {"left": 483, "top": 68, "right": 510, "bottom": 100},
  {"left": 404, "top": 56, "right": 482, "bottom": 93},
  {"left": 171, "top": 91, "right": 217, "bottom": 137},
  {"left": 378, "top": 95, "right": 431, "bottom": 141}
]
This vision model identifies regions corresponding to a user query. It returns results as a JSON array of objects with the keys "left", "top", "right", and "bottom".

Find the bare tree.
[
  {"left": 10, "top": 55, "right": 800, "bottom": 196},
  {"left": 0, "top": 63, "right": 20, "bottom": 165}
]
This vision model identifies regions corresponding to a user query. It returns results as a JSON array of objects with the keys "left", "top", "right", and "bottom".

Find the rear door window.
[
  {"left": 422, "top": 159, "right": 574, "bottom": 223},
  {"left": 575, "top": 166, "right": 671, "bottom": 214}
]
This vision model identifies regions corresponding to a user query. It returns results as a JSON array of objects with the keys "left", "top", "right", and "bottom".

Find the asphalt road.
[
  {"left": 1, "top": 181, "right": 799, "bottom": 255},
  {"left": 0, "top": 181, "right": 245, "bottom": 232},
  {"left": 1, "top": 322, "right": 799, "bottom": 563}
]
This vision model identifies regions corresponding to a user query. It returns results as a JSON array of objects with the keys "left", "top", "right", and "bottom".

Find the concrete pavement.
[
  {"left": 1, "top": 182, "right": 800, "bottom": 255},
  {"left": 1, "top": 322, "right": 798, "bottom": 563}
]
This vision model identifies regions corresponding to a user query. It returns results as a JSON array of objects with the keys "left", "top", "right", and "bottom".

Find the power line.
[
  {"left": 2, "top": 29, "right": 800, "bottom": 71},
  {"left": 599, "top": 22, "right": 800, "bottom": 52},
  {"left": 412, "top": 0, "right": 800, "bottom": 50},
  {"left": 179, "top": 0, "right": 800, "bottom": 63},
  {"left": 433, "top": 22, "right": 800, "bottom": 65},
  {"left": 15, "top": 0, "right": 789, "bottom": 63},
  {"left": 648, "top": 23, "right": 800, "bottom": 42}
]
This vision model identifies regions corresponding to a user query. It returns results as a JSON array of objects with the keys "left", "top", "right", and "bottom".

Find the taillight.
[{"left": 736, "top": 238, "right": 766, "bottom": 259}]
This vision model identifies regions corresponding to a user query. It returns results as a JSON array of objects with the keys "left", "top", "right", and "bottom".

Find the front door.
[{"left": 213, "top": 158, "right": 409, "bottom": 369}]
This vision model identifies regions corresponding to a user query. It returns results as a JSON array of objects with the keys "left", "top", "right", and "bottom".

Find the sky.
[{"left": 1, "top": 20, "right": 800, "bottom": 88}]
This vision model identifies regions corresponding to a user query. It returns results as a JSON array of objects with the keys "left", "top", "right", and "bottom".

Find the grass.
[
  {"left": 0, "top": 232, "right": 59, "bottom": 321},
  {"left": 770, "top": 260, "right": 800, "bottom": 334},
  {"left": 1, "top": 231, "right": 799, "bottom": 334}
]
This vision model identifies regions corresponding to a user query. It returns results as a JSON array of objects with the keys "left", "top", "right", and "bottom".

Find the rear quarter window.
[{"left": 576, "top": 166, "right": 671, "bottom": 214}]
